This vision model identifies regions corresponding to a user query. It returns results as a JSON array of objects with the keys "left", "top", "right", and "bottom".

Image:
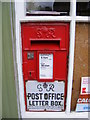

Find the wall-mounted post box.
[{"left": 21, "top": 22, "right": 69, "bottom": 112}]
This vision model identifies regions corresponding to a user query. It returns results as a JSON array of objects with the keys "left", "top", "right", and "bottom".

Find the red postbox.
[{"left": 21, "top": 22, "right": 69, "bottom": 112}]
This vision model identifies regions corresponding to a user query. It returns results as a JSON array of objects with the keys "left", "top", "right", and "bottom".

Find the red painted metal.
[{"left": 21, "top": 22, "right": 70, "bottom": 111}]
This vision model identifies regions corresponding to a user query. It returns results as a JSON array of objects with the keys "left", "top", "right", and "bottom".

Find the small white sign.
[
  {"left": 26, "top": 81, "right": 65, "bottom": 111},
  {"left": 81, "top": 77, "right": 90, "bottom": 95},
  {"left": 39, "top": 54, "right": 53, "bottom": 79},
  {"left": 76, "top": 77, "right": 90, "bottom": 112}
]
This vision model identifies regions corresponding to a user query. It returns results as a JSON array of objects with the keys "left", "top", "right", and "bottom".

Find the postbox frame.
[{"left": 21, "top": 22, "right": 69, "bottom": 112}]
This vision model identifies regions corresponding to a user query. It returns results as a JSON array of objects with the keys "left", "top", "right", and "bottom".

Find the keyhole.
[{"left": 30, "top": 72, "right": 31, "bottom": 76}]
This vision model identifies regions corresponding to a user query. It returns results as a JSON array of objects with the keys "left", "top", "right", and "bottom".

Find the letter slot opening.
[{"left": 30, "top": 40, "right": 60, "bottom": 50}]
